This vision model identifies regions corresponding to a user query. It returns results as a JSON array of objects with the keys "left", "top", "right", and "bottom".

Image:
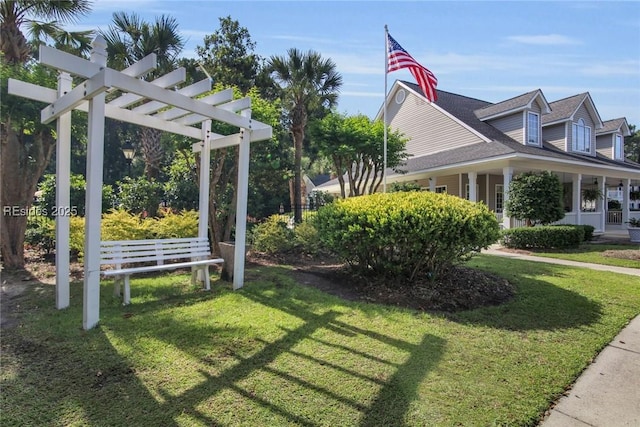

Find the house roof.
[
  {"left": 474, "top": 89, "right": 549, "bottom": 120},
  {"left": 597, "top": 118, "right": 631, "bottom": 136},
  {"left": 317, "top": 82, "right": 640, "bottom": 191},
  {"left": 541, "top": 92, "right": 604, "bottom": 129}
]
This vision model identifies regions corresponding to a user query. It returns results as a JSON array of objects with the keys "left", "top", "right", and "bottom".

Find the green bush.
[
  {"left": 151, "top": 209, "right": 199, "bottom": 238},
  {"left": 294, "top": 220, "right": 321, "bottom": 254},
  {"left": 36, "top": 173, "right": 115, "bottom": 217},
  {"left": 25, "top": 215, "right": 55, "bottom": 253},
  {"left": 315, "top": 192, "right": 500, "bottom": 282},
  {"left": 501, "top": 225, "right": 584, "bottom": 249},
  {"left": 101, "top": 209, "right": 155, "bottom": 241},
  {"left": 251, "top": 215, "right": 295, "bottom": 254},
  {"left": 115, "top": 177, "right": 163, "bottom": 217}
]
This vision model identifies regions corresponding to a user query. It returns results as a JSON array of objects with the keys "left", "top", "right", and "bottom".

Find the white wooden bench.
[{"left": 100, "top": 237, "right": 224, "bottom": 304}]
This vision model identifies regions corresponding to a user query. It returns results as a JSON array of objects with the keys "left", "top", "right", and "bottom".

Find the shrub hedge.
[
  {"left": 501, "top": 225, "right": 584, "bottom": 249},
  {"left": 315, "top": 192, "right": 500, "bottom": 282}
]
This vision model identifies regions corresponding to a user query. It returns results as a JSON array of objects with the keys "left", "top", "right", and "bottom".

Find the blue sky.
[{"left": 76, "top": 1, "right": 640, "bottom": 126}]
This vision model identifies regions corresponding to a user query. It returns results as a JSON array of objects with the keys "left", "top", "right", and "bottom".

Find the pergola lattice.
[{"left": 8, "top": 36, "right": 272, "bottom": 329}]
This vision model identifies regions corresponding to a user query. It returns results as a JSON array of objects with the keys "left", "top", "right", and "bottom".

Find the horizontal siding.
[
  {"left": 487, "top": 112, "right": 523, "bottom": 144},
  {"left": 542, "top": 123, "right": 566, "bottom": 151},
  {"left": 389, "top": 89, "right": 485, "bottom": 158},
  {"left": 596, "top": 134, "right": 613, "bottom": 158}
]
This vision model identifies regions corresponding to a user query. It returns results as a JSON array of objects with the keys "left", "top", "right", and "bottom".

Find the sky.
[{"left": 73, "top": 1, "right": 640, "bottom": 125}]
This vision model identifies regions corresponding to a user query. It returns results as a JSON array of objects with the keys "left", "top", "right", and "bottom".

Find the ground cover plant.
[{"left": 2, "top": 255, "right": 639, "bottom": 426}]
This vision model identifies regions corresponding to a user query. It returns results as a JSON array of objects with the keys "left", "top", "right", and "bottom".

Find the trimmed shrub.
[
  {"left": 501, "top": 225, "right": 584, "bottom": 249},
  {"left": 315, "top": 192, "right": 500, "bottom": 282},
  {"left": 101, "top": 209, "right": 155, "bottom": 241},
  {"left": 151, "top": 209, "right": 198, "bottom": 238},
  {"left": 251, "top": 215, "right": 295, "bottom": 254},
  {"left": 294, "top": 220, "right": 321, "bottom": 255},
  {"left": 557, "top": 224, "right": 594, "bottom": 242}
]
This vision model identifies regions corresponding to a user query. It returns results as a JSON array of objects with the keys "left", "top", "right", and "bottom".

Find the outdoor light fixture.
[
  {"left": 619, "top": 180, "right": 624, "bottom": 191},
  {"left": 593, "top": 177, "right": 598, "bottom": 185},
  {"left": 121, "top": 141, "right": 135, "bottom": 175}
]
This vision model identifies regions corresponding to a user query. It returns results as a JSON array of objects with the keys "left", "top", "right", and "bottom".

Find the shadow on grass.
[
  {"left": 448, "top": 256, "right": 603, "bottom": 331},
  {"left": 99, "top": 268, "right": 446, "bottom": 426}
]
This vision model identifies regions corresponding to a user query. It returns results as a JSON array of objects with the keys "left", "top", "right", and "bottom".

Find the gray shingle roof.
[
  {"left": 541, "top": 92, "right": 588, "bottom": 124},
  {"left": 597, "top": 118, "right": 627, "bottom": 135},
  {"left": 474, "top": 89, "right": 541, "bottom": 120}
]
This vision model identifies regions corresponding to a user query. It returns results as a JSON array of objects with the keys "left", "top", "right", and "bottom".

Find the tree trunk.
[
  {"left": 1, "top": 122, "right": 56, "bottom": 269},
  {"left": 140, "top": 126, "right": 163, "bottom": 180},
  {"left": 292, "top": 125, "right": 304, "bottom": 223}
]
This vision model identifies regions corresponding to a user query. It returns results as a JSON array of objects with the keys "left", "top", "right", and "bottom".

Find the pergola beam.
[
  {"left": 131, "top": 78, "right": 212, "bottom": 115},
  {"left": 41, "top": 69, "right": 109, "bottom": 124},
  {"left": 108, "top": 67, "right": 186, "bottom": 108},
  {"left": 155, "top": 88, "right": 234, "bottom": 121}
]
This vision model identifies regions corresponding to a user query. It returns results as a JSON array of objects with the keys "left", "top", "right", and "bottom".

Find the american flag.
[{"left": 387, "top": 33, "right": 438, "bottom": 102}]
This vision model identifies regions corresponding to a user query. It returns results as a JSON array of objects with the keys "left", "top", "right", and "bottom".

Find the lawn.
[
  {"left": 525, "top": 243, "right": 640, "bottom": 268},
  {"left": 2, "top": 255, "right": 640, "bottom": 426}
]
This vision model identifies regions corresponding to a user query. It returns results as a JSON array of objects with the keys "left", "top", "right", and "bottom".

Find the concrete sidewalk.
[
  {"left": 483, "top": 246, "right": 640, "bottom": 277},
  {"left": 539, "top": 315, "right": 640, "bottom": 426},
  {"left": 481, "top": 246, "right": 640, "bottom": 426}
]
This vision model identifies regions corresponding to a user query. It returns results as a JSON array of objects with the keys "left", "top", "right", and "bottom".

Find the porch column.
[
  {"left": 572, "top": 173, "right": 581, "bottom": 225},
  {"left": 599, "top": 176, "right": 606, "bottom": 232},
  {"left": 622, "top": 179, "right": 630, "bottom": 226},
  {"left": 502, "top": 167, "right": 513, "bottom": 229},
  {"left": 468, "top": 172, "right": 477, "bottom": 202},
  {"left": 485, "top": 174, "right": 490, "bottom": 204},
  {"left": 428, "top": 177, "right": 436, "bottom": 192}
]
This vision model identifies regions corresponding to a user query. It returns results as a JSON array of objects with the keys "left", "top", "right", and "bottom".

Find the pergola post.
[
  {"left": 83, "top": 36, "right": 108, "bottom": 330},
  {"left": 198, "top": 120, "right": 212, "bottom": 240},
  {"left": 55, "top": 72, "right": 72, "bottom": 309},
  {"left": 233, "top": 110, "right": 252, "bottom": 290}
]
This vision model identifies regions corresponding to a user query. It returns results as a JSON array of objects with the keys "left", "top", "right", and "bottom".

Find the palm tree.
[
  {"left": 100, "top": 12, "right": 184, "bottom": 180},
  {"left": 0, "top": 0, "right": 92, "bottom": 63},
  {"left": 0, "top": 0, "right": 92, "bottom": 269},
  {"left": 268, "top": 48, "right": 342, "bottom": 222}
]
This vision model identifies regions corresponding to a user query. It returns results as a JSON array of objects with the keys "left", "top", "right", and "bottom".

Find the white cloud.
[
  {"left": 507, "top": 34, "right": 581, "bottom": 46},
  {"left": 580, "top": 61, "right": 640, "bottom": 77}
]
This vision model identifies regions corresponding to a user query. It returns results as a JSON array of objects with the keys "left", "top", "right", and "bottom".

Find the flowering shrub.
[{"left": 315, "top": 191, "right": 500, "bottom": 283}]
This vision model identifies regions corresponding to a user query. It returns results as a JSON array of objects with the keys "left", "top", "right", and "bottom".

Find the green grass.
[
  {"left": 526, "top": 243, "right": 640, "bottom": 268},
  {"left": 2, "top": 256, "right": 640, "bottom": 426}
]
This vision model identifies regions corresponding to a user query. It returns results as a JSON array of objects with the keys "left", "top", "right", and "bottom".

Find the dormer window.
[
  {"left": 527, "top": 112, "right": 540, "bottom": 145},
  {"left": 572, "top": 118, "right": 591, "bottom": 153},
  {"left": 614, "top": 134, "right": 624, "bottom": 160}
]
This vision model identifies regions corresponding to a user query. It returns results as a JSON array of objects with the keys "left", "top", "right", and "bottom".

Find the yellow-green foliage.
[
  {"left": 150, "top": 209, "right": 198, "bottom": 238},
  {"left": 101, "top": 209, "right": 155, "bottom": 241},
  {"left": 67, "top": 209, "right": 201, "bottom": 258},
  {"left": 315, "top": 192, "right": 501, "bottom": 282},
  {"left": 251, "top": 215, "right": 295, "bottom": 254}
]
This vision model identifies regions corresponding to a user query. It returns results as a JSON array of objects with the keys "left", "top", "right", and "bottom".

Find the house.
[{"left": 318, "top": 80, "right": 640, "bottom": 232}]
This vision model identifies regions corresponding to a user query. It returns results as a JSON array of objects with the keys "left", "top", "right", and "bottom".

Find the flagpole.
[{"left": 383, "top": 25, "right": 389, "bottom": 193}]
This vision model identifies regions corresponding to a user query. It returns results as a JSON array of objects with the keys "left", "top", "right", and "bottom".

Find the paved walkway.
[{"left": 482, "top": 246, "right": 640, "bottom": 426}]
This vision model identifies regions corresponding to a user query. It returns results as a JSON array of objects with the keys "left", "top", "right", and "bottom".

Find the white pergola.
[{"left": 8, "top": 36, "right": 272, "bottom": 329}]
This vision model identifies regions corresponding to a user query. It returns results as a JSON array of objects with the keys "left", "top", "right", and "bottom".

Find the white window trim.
[
  {"left": 495, "top": 184, "right": 504, "bottom": 213},
  {"left": 572, "top": 118, "right": 591, "bottom": 154},
  {"left": 434, "top": 185, "right": 447, "bottom": 194},
  {"left": 614, "top": 134, "right": 624, "bottom": 160},
  {"left": 527, "top": 111, "right": 541, "bottom": 146},
  {"left": 465, "top": 183, "right": 480, "bottom": 200}
]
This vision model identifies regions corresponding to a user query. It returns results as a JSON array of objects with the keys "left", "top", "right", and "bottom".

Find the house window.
[
  {"left": 527, "top": 112, "right": 540, "bottom": 145},
  {"left": 434, "top": 185, "right": 447, "bottom": 194},
  {"left": 465, "top": 184, "right": 480, "bottom": 200},
  {"left": 572, "top": 118, "right": 591, "bottom": 153},
  {"left": 614, "top": 134, "right": 623, "bottom": 160},
  {"left": 495, "top": 184, "right": 504, "bottom": 213}
]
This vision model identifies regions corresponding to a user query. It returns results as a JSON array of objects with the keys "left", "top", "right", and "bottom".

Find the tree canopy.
[{"left": 505, "top": 171, "right": 565, "bottom": 226}]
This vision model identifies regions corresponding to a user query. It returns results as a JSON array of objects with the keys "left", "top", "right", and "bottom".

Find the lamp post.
[{"left": 121, "top": 141, "right": 135, "bottom": 176}]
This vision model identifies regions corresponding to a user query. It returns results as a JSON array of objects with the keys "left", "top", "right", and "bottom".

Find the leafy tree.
[
  {"left": 505, "top": 171, "right": 564, "bottom": 226},
  {"left": 36, "top": 173, "right": 115, "bottom": 217},
  {"left": 0, "top": 0, "right": 92, "bottom": 63},
  {"left": 312, "top": 112, "right": 408, "bottom": 198},
  {"left": 195, "top": 16, "right": 263, "bottom": 94},
  {"left": 100, "top": 12, "right": 184, "bottom": 180},
  {"left": 625, "top": 124, "right": 640, "bottom": 163},
  {"left": 115, "top": 176, "right": 163, "bottom": 218},
  {"left": 164, "top": 155, "right": 199, "bottom": 211},
  {"left": 268, "top": 48, "right": 343, "bottom": 222}
]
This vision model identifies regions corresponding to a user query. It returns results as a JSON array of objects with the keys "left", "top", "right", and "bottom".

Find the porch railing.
[{"left": 607, "top": 210, "right": 622, "bottom": 225}]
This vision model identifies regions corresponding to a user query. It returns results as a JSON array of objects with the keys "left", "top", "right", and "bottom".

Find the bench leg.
[
  {"left": 123, "top": 275, "right": 131, "bottom": 305},
  {"left": 114, "top": 276, "right": 122, "bottom": 297},
  {"left": 203, "top": 266, "right": 211, "bottom": 291}
]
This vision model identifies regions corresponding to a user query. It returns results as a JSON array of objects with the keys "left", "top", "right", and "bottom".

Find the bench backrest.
[{"left": 100, "top": 237, "right": 211, "bottom": 268}]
